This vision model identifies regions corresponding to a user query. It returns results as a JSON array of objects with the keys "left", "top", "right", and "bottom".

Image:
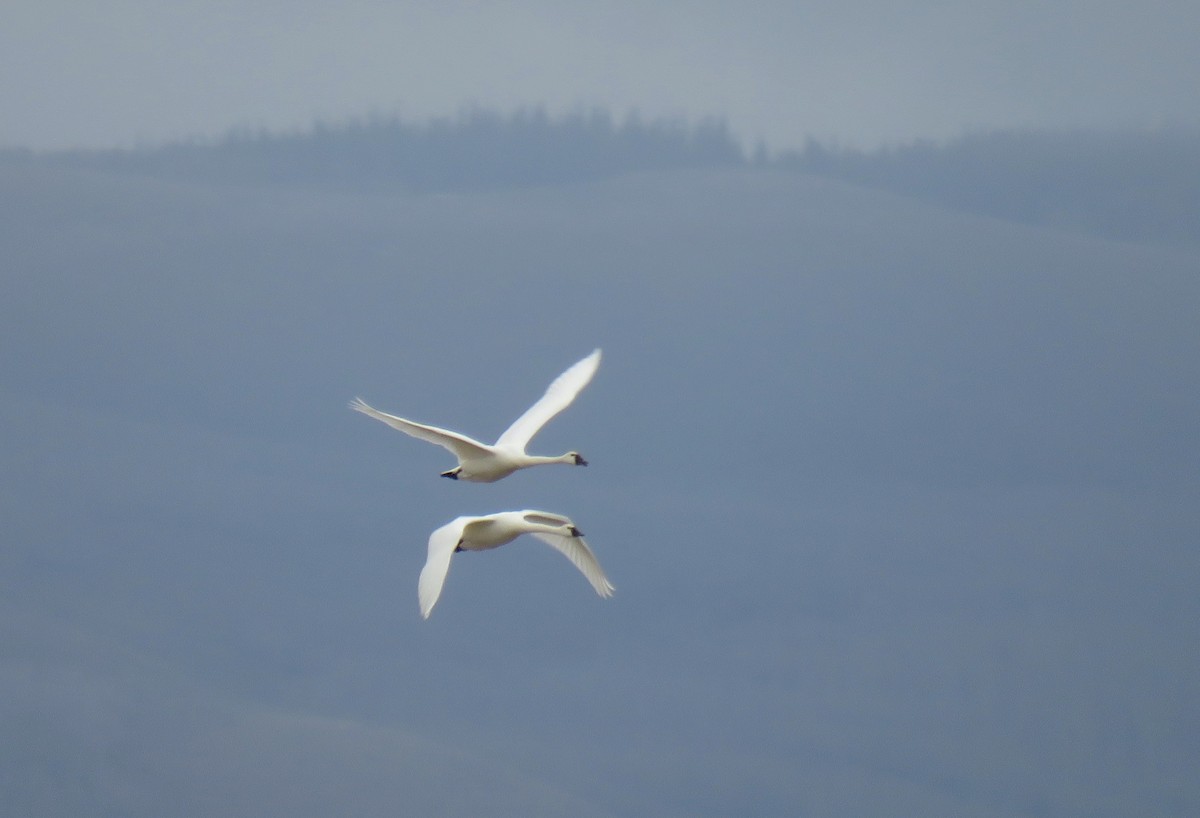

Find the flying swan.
[
  {"left": 418, "top": 511, "right": 615, "bottom": 618},
  {"left": 350, "top": 349, "right": 601, "bottom": 482}
]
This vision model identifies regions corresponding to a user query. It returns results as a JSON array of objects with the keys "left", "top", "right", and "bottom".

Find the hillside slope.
[{"left": 3, "top": 159, "right": 1197, "bottom": 816}]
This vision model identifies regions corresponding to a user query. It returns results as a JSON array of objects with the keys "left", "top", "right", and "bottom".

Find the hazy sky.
[{"left": 4, "top": 0, "right": 1199, "bottom": 152}]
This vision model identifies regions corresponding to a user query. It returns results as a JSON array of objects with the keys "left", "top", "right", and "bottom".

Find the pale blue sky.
[{"left": 4, "top": 0, "right": 1199, "bottom": 151}]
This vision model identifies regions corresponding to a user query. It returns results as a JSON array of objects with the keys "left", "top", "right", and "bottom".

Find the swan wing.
[
  {"left": 495, "top": 349, "right": 601, "bottom": 451},
  {"left": 521, "top": 511, "right": 572, "bottom": 528},
  {"left": 350, "top": 397, "right": 493, "bottom": 461},
  {"left": 529, "top": 532, "right": 615, "bottom": 599},
  {"left": 419, "top": 518, "right": 465, "bottom": 618}
]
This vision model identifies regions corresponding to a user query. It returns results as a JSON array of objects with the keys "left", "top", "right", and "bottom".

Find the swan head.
[
  {"left": 569, "top": 451, "right": 588, "bottom": 467},
  {"left": 568, "top": 525, "right": 584, "bottom": 537}
]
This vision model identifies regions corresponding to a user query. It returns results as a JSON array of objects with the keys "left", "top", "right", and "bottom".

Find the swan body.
[
  {"left": 418, "top": 510, "right": 614, "bottom": 618},
  {"left": 351, "top": 349, "right": 600, "bottom": 482}
]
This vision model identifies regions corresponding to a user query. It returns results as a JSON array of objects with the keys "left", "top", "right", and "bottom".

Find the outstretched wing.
[
  {"left": 494, "top": 349, "right": 601, "bottom": 452},
  {"left": 521, "top": 511, "right": 572, "bottom": 528},
  {"left": 529, "top": 532, "right": 615, "bottom": 599},
  {"left": 350, "top": 397, "right": 493, "bottom": 462},
  {"left": 419, "top": 518, "right": 465, "bottom": 619}
]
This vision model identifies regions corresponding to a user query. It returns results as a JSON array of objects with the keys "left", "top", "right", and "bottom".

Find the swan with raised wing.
[
  {"left": 418, "top": 510, "right": 615, "bottom": 618},
  {"left": 350, "top": 349, "right": 600, "bottom": 482}
]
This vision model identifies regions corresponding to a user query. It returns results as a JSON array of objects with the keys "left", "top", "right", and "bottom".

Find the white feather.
[
  {"left": 351, "top": 349, "right": 601, "bottom": 482},
  {"left": 416, "top": 510, "right": 614, "bottom": 619}
]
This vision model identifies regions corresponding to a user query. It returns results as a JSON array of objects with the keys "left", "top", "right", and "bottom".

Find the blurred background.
[{"left": 2, "top": 3, "right": 1198, "bottom": 816}]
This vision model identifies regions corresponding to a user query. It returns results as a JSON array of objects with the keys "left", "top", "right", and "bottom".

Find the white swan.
[
  {"left": 418, "top": 510, "right": 614, "bottom": 618},
  {"left": 350, "top": 349, "right": 601, "bottom": 482}
]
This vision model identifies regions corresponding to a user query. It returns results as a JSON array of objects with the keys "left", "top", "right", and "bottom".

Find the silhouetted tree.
[
  {"left": 39, "top": 106, "right": 746, "bottom": 194},
  {"left": 777, "top": 128, "right": 1200, "bottom": 247}
]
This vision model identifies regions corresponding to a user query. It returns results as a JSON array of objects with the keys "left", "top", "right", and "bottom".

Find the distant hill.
[
  {"left": 26, "top": 107, "right": 744, "bottom": 194},
  {"left": 778, "top": 128, "right": 1200, "bottom": 247},
  {"left": 7, "top": 109, "right": 1198, "bottom": 248},
  {"left": 3, "top": 153, "right": 1198, "bottom": 817}
]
